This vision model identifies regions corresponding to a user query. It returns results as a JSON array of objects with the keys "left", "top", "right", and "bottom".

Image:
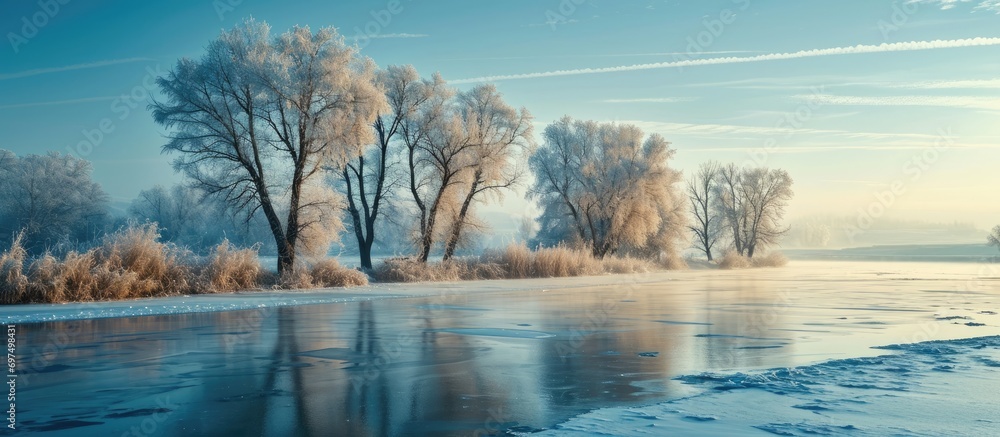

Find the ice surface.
[
  {"left": 0, "top": 292, "right": 406, "bottom": 324},
  {"left": 0, "top": 273, "right": 673, "bottom": 325},
  {"left": 7, "top": 260, "right": 1000, "bottom": 436},
  {"left": 437, "top": 327, "right": 557, "bottom": 339},
  {"left": 539, "top": 336, "right": 1000, "bottom": 436}
]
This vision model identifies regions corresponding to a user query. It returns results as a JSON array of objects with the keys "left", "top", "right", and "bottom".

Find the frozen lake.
[{"left": 7, "top": 261, "right": 1000, "bottom": 436}]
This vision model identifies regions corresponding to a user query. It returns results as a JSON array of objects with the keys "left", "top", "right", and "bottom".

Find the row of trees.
[
  {"left": 148, "top": 20, "right": 795, "bottom": 271},
  {"left": 686, "top": 162, "right": 794, "bottom": 261},
  {"left": 152, "top": 20, "right": 538, "bottom": 272},
  {"left": 1, "top": 20, "right": 794, "bottom": 272}
]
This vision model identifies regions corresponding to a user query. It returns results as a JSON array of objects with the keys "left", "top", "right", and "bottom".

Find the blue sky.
[{"left": 1, "top": 0, "right": 999, "bottom": 229}]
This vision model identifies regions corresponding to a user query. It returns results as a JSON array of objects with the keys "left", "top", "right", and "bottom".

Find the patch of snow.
[{"left": 538, "top": 336, "right": 1000, "bottom": 436}]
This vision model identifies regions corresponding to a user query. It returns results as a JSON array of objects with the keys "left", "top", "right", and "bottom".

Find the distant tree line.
[
  {"left": 0, "top": 151, "right": 110, "bottom": 253},
  {"left": 0, "top": 150, "right": 277, "bottom": 256},
  {"left": 127, "top": 185, "right": 277, "bottom": 254}
]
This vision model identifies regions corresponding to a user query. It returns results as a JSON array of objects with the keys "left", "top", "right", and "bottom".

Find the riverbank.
[
  {"left": 1, "top": 223, "right": 680, "bottom": 305},
  {"left": 0, "top": 269, "right": 677, "bottom": 324}
]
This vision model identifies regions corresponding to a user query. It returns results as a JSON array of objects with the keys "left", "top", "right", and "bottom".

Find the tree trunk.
[
  {"left": 442, "top": 221, "right": 464, "bottom": 261},
  {"left": 343, "top": 166, "right": 375, "bottom": 270},
  {"left": 407, "top": 142, "right": 432, "bottom": 263},
  {"left": 418, "top": 185, "right": 447, "bottom": 263},
  {"left": 733, "top": 220, "right": 744, "bottom": 256},
  {"left": 359, "top": 129, "right": 389, "bottom": 270},
  {"left": 282, "top": 161, "right": 305, "bottom": 275},
  {"left": 347, "top": 200, "right": 370, "bottom": 269},
  {"left": 360, "top": 214, "right": 376, "bottom": 270},
  {"left": 418, "top": 218, "right": 434, "bottom": 262},
  {"left": 442, "top": 176, "right": 480, "bottom": 261},
  {"left": 359, "top": 243, "right": 373, "bottom": 270},
  {"left": 275, "top": 244, "right": 293, "bottom": 276},
  {"left": 254, "top": 182, "right": 290, "bottom": 276}
]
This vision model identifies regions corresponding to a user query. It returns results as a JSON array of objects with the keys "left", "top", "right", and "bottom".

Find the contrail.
[
  {"left": 0, "top": 96, "right": 117, "bottom": 110},
  {"left": 0, "top": 58, "right": 154, "bottom": 81},
  {"left": 452, "top": 37, "right": 1000, "bottom": 84}
]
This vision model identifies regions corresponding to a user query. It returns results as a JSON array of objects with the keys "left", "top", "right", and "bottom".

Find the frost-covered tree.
[
  {"left": 441, "top": 85, "right": 534, "bottom": 260},
  {"left": 0, "top": 150, "right": 110, "bottom": 253},
  {"left": 714, "top": 165, "right": 794, "bottom": 258},
  {"left": 715, "top": 163, "right": 749, "bottom": 256},
  {"left": 528, "top": 119, "right": 593, "bottom": 248},
  {"left": 400, "top": 83, "right": 533, "bottom": 262},
  {"left": 338, "top": 65, "right": 445, "bottom": 269},
  {"left": 129, "top": 185, "right": 200, "bottom": 244},
  {"left": 128, "top": 184, "right": 276, "bottom": 253},
  {"left": 529, "top": 118, "right": 685, "bottom": 260},
  {"left": 151, "top": 20, "right": 386, "bottom": 274},
  {"left": 988, "top": 226, "right": 1000, "bottom": 252},
  {"left": 400, "top": 79, "right": 459, "bottom": 262},
  {"left": 687, "top": 161, "right": 721, "bottom": 261}
]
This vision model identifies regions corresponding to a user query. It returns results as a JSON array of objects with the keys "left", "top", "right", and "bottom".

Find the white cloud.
[
  {"left": 602, "top": 97, "right": 696, "bottom": 103},
  {"left": 800, "top": 94, "right": 1000, "bottom": 111},
  {"left": 355, "top": 33, "right": 428, "bottom": 40},
  {"left": 451, "top": 37, "right": 1000, "bottom": 84},
  {"left": 907, "top": 0, "right": 1000, "bottom": 13},
  {"left": 681, "top": 142, "right": 1000, "bottom": 152},
  {"left": 0, "top": 96, "right": 118, "bottom": 110},
  {"left": 722, "top": 110, "right": 862, "bottom": 122},
  {"left": 890, "top": 78, "right": 1000, "bottom": 89},
  {"left": 681, "top": 77, "right": 1000, "bottom": 91},
  {"left": 441, "top": 51, "right": 759, "bottom": 62},
  {"left": 0, "top": 58, "right": 155, "bottom": 81},
  {"left": 621, "top": 120, "right": 939, "bottom": 141}
]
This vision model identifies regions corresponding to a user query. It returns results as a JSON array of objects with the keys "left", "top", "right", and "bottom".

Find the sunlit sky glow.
[{"left": 1, "top": 0, "right": 999, "bottom": 229}]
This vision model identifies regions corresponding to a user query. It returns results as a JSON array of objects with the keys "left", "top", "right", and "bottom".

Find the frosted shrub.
[
  {"left": 309, "top": 259, "right": 369, "bottom": 288},
  {"left": 202, "top": 240, "right": 263, "bottom": 293},
  {"left": 0, "top": 234, "right": 28, "bottom": 304},
  {"left": 717, "top": 251, "right": 751, "bottom": 270},
  {"left": 717, "top": 250, "right": 787, "bottom": 269},
  {"left": 751, "top": 252, "right": 788, "bottom": 268}
]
